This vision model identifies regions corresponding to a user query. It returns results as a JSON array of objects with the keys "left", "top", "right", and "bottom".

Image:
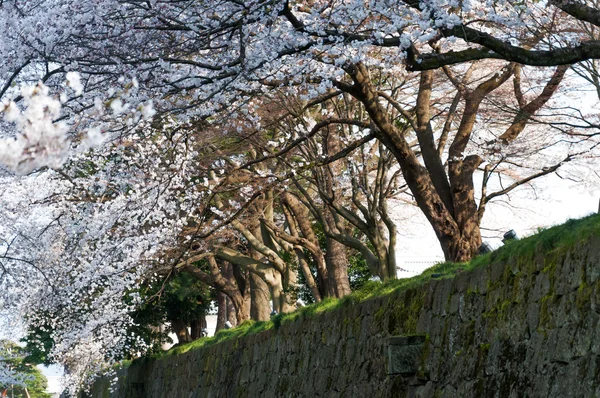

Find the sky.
[
  {"left": 40, "top": 365, "right": 63, "bottom": 394},
  {"left": 392, "top": 173, "right": 600, "bottom": 274}
]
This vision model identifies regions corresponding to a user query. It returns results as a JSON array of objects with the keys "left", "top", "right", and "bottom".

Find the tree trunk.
[
  {"left": 220, "top": 260, "right": 250, "bottom": 325},
  {"left": 215, "top": 291, "right": 227, "bottom": 332},
  {"left": 230, "top": 263, "right": 251, "bottom": 324},
  {"left": 322, "top": 128, "right": 353, "bottom": 296},
  {"left": 227, "top": 296, "right": 237, "bottom": 327},
  {"left": 181, "top": 256, "right": 250, "bottom": 328},
  {"left": 250, "top": 273, "right": 271, "bottom": 320},
  {"left": 443, "top": 230, "right": 482, "bottom": 263},
  {"left": 282, "top": 193, "right": 331, "bottom": 297},
  {"left": 191, "top": 320, "right": 200, "bottom": 340},
  {"left": 263, "top": 269, "right": 294, "bottom": 313},
  {"left": 230, "top": 293, "right": 250, "bottom": 325},
  {"left": 325, "top": 236, "right": 352, "bottom": 297},
  {"left": 190, "top": 315, "right": 207, "bottom": 340},
  {"left": 341, "top": 62, "right": 481, "bottom": 263},
  {"left": 171, "top": 319, "right": 191, "bottom": 344}
]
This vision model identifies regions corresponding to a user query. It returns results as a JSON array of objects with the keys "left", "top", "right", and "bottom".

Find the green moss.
[
  {"left": 482, "top": 308, "right": 496, "bottom": 319},
  {"left": 541, "top": 258, "right": 557, "bottom": 274},
  {"left": 539, "top": 294, "right": 556, "bottom": 329},
  {"left": 497, "top": 300, "right": 512, "bottom": 321},
  {"left": 374, "top": 305, "right": 386, "bottom": 323},
  {"left": 576, "top": 283, "right": 593, "bottom": 310},
  {"left": 468, "top": 214, "right": 600, "bottom": 273},
  {"left": 385, "top": 288, "right": 425, "bottom": 334},
  {"left": 417, "top": 334, "right": 431, "bottom": 379},
  {"left": 466, "top": 320, "right": 476, "bottom": 346},
  {"left": 509, "top": 272, "right": 525, "bottom": 303}
]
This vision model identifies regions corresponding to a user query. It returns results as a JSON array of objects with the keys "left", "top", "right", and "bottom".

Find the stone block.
[
  {"left": 431, "top": 279, "right": 453, "bottom": 316},
  {"left": 585, "top": 237, "right": 600, "bottom": 285},
  {"left": 413, "top": 381, "right": 436, "bottom": 398},
  {"left": 484, "top": 339, "right": 501, "bottom": 376},
  {"left": 387, "top": 335, "right": 426, "bottom": 375},
  {"left": 489, "top": 261, "right": 506, "bottom": 285},
  {"left": 448, "top": 293, "right": 460, "bottom": 315},
  {"left": 467, "top": 266, "right": 487, "bottom": 294},
  {"left": 454, "top": 271, "right": 469, "bottom": 293},
  {"left": 555, "top": 251, "right": 583, "bottom": 296},
  {"left": 531, "top": 272, "right": 551, "bottom": 302},
  {"left": 430, "top": 316, "right": 443, "bottom": 346},
  {"left": 422, "top": 282, "right": 436, "bottom": 310},
  {"left": 416, "top": 310, "right": 432, "bottom": 333}
]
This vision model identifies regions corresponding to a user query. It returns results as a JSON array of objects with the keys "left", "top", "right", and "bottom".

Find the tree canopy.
[{"left": 0, "top": 0, "right": 599, "bottom": 392}]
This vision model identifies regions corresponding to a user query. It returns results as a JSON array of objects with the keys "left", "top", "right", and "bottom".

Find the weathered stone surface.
[
  {"left": 86, "top": 239, "right": 600, "bottom": 398},
  {"left": 387, "top": 336, "right": 426, "bottom": 375}
]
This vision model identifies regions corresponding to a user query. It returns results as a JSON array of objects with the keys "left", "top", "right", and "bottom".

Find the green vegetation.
[
  {"left": 0, "top": 341, "right": 51, "bottom": 398},
  {"left": 22, "top": 316, "right": 55, "bottom": 367},
  {"left": 467, "top": 213, "right": 600, "bottom": 271},
  {"left": 122, "top": 271, "right": 213, "bottom": 356},
  {"left": 123, "top": 214, "right": 600, "bottom": 364}
]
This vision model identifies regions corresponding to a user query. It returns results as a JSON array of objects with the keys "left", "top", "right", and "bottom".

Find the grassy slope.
[{"left": 138, "top": 213, "right": 600, "bottom": 362}]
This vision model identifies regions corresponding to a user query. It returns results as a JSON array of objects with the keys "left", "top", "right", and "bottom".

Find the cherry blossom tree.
[{"left": 0, "top": 0, "right": 599, "bottom": 393}]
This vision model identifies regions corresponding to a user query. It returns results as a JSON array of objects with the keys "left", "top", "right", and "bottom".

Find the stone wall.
[{"left": 88, "top": 237, "right": 600, "bottom": 397}]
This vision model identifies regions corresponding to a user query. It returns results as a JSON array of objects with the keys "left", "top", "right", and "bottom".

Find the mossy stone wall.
[{"left": 88, "top": 237, "right": 600, "bottom": 397}]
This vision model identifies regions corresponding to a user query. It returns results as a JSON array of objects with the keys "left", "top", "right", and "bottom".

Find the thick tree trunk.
[
  {"left": 227, "top": 296, "right": 237, "bottom": 327},
  {"left": 190, "top": 315, "right": 207, "bottom": 340},
  {"left": 219, "top": 260, "right": 249, "bottom": 325},
  {"left": 445, "top": 231, "right": 482, "bottom": 263},
  {"left": 215, "top": 291, "right": 227, "bottom": 332},
  {"left": 190, "top": 320, "right": 200, "bottom": 340},
  {"left": 216, "top": 290, "right": 249, "bottom": 331},
  {"left": 230, "top": 263, "right": 251, "bottom": 324},
  {"left": 231, "top": 295, "right": 250, "bottom": 325},
  {"left": 182, "top": 256, "right": 250, "bottom": 328},
  {"left": 250, "top": 273, "right": 271, "bottom": 320},
  {"left": 322, "top": 130, "right": 352, "bottom": 297},
  {"left": 447, "top": 154, "right": 483, "bottom": 261},
  {"left": 263, "top": 269, "right": 294, "bottom": 313},
  {"left": 325, "top": 236, "right": 352, "bottom": 297},
  {"left": 171, "top": 319, "right": 191, "bottom": 344}
]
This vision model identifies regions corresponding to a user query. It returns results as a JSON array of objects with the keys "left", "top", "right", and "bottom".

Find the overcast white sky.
[{"left": 393, "top": 172, "right": 600, "bottom": 274}]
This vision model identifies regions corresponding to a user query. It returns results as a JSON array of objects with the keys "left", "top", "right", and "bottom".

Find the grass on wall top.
[{"left": 144, "top": 213, "right": 600, "bottom": 361}]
